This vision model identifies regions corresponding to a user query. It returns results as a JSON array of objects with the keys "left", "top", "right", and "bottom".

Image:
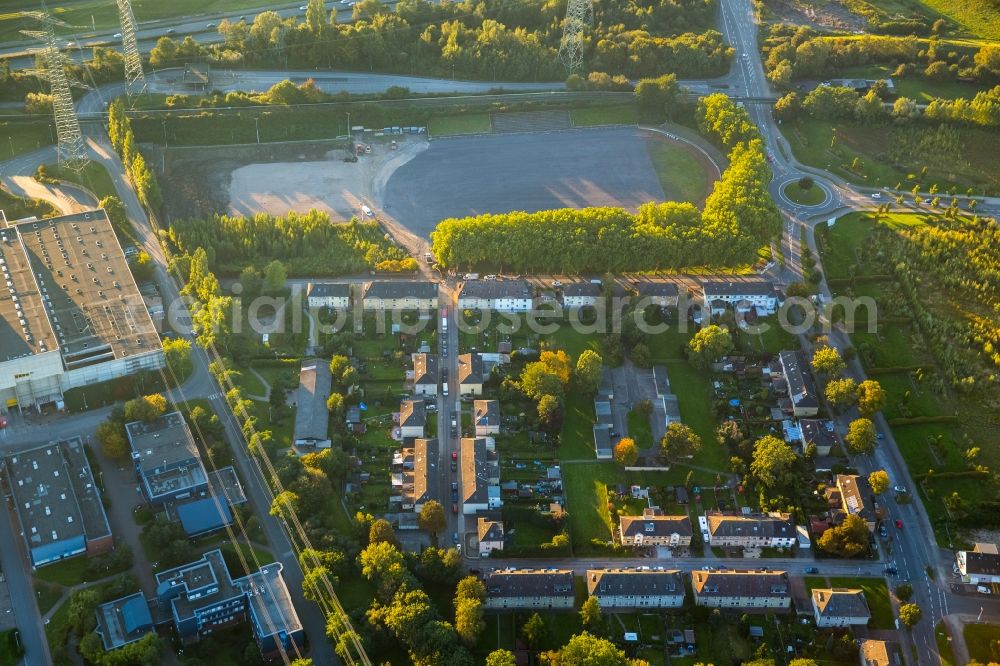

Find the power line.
[
  {"left": 116, "top": 0, "right": 147, "bottom": 101},
  {"left": 20, "top": 8, "right": 87, "bottom": 171},
  {"left": 558, "top": 0, "right": 592, "bottom": 74}
]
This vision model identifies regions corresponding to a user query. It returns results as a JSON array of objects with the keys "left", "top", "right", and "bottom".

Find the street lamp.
[{"left": 255, "top": 116, "right": 261, "bottom": 144}]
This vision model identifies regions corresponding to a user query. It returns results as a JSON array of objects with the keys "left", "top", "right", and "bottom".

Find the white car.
[
  {"left": 893, "top": 485, "right": 907, "bottom": 494},
  {"left": 871, "top": 193, "right": 882, "bottom": 200}
]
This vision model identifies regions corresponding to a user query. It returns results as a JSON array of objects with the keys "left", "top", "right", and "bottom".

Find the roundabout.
[{"left": 779, "top": 176, "right": 831, "bottom": 208}]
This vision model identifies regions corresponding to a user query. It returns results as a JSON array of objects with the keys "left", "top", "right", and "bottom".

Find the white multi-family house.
[
  {"left": 704, "top": 512, "right": 797, "bottom": 549},
  {"left": 691, "top": 570, "right": 792, "bottom": 610},
  {"left": 458, "top": 280, "right": 533, "bottom": 312},
  {"left": 410, "top": 353, "right": 438, "bottom": 397},
  {"left": 562, "top": 282, "right": 602, "bottom": 309},
  {"left": 619, "top": 509, "right": 692, "bottom": 548},
  {"left": 701, "top": 280, "right": 778, "bottom": 317},
  {"left": 399, "top": 400, "right": 425, "bottom": 439},
  {"left": 306, "top": 283, "right": 351, "bottom": 310},
  {"left": 363, "top": 281, "right": 438, "bottom": 310},
  {"left": 587, "top": 569, "right": 685, "bottom": 609},
  {"left": 473, "top": 399, "right": 500, "bottom": 436},
  {"left": 477, "top": 517, "right": 504, "bottom": 557},
  {"left": 461, "top": 437, "right": 501, "bottom": 514},
  {"left": 458, "top": 353, "right": 485, "bottom": 395},
  {"left": 484, "top": 569, "right": 574, "bottom": 609},
  {"left": 956, "top": 543, "right": 1000, "bottom": 584}
]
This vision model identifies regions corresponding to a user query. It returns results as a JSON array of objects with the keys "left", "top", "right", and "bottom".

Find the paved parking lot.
[{"left": 382, "top": 127, "right": 666, "bottom": 238}]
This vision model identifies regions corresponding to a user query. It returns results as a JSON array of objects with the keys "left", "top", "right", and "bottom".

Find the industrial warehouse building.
[
  {"left": 4, "top": 437, "right": 113, "bottom": 568},
  {"left": 0, "top": 210, "right": 163, "bottom": 414}
]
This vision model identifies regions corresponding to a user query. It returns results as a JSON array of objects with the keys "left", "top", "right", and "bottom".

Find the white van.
[{"left": 361, "top": 204, "right": 374, "bottom": 217}]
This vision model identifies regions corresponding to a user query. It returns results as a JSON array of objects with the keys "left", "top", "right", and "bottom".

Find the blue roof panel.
[{"left": 176, "top": 498, "right": 232, "bottom": 537}]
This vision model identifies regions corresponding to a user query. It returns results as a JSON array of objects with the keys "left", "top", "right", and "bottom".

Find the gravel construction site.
[{"left": 382, "top": 126, "right": 667, "bottom": 238}]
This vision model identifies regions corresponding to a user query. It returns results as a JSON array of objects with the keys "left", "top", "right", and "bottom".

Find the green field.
[
  {"left": 627, "top": 409, "right": 653, "bottom": 450},
  {"left": 0, "top": 629, "right": 23, "bottom": 665},
  {"left": 782, "top": 118, "right": 1000, "bottom": 195},
  {"left": 782, "top": 180, "right": 825, "bottom": 205},
  {"left": 45, "top": 160, "right": 118, "bottom": 201},
  {"left": 646, "top": 135, "right": 716, "bottom": 204},
  {"left": 0, "top": 0, "right": 280, "bottom": 42},
  {"left": 963, "top": 623, "right": 1000, "bottom": 664},
  {"left": 570, "top": 104, "right": 637, "bottom": 127},
  {"left": 920, "top": 0, "right": 1000, "bottom": 39},
  {"left": 0, "top": 120, "right": 54, "bottom": 159},
  {"left": 428, "top": 113, "right": 492, "bottom": 137}
]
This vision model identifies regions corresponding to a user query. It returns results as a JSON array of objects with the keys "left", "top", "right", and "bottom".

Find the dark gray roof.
[
  {"left": 364, "top": 280, "right": 438, "bottom": 300},
  {"left": 636, "top": 282, "right": 679, "bottom": 297},
  {"left": 458, "top": 353, "right": 484, "bottom": 386},
  {"left": 459, "top": 279, "right": 532, "bottom": 300},
  {"left": 474, "top": 400, "right": 500, "bottom": 428},
  {"left": 964, "top": 547, "right": 1000, "bottom": 576},
  {"left": 563, "top": 282, "right": 601, "bottom": 297},
  {"left": 461, "top": 437, "right": 497, "bottom": 505},
  {"left": 307, "top": 282, "right": 350, "bottom": 298},
  {"left": 478, "top": 517, "right": 504, "bottom": 542},
  {"left": 706, "top": 512, "right": 795, "bottom": 539},
  {"left": 593, "top": 425, "right": 612, "bottom": 455},
  {"left": 812, "top": 588, "right": 871, "bottom": 619},
  {"left": 399, "top": 400, "right": 425, "bottom": 427},
  {"left": 294, "top": 359, "right": 332, "bottom": 443},
  {"left": 412, "top": 353, "right": 438, "bottom": 386},
  {"left": 587, "top": 569, "right": 684, "bottom": 597},
  {"left": 692, "top": 570, "right": 790, "bottom": 597},
  {"left": 405, "top": 438, "right": 439, "bottom": 506},
  {"left": 486, "top": 569, "right": 574, "bottom": 598},
  {"left": 801, "top": 419, "right": 837, "bottom": 449},
  {"left": 779, "top": 350, "right": 818, "bottom": 409},
  {"left": 620, "top": 514, "right": 692, "bottom": 539},
  {"left": 701, "top": 279, "right": 775, "bottom": 298}
]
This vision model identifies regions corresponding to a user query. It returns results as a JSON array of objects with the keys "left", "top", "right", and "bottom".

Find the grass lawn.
[
  {"left": 963, "top": 623, "right": 1000, "bottom": 663},
  {"left": 0, "top": 185, "right": 57, "bottom": 221},
  {"left": 782, "top": 181, "right": 825, "bottom": 205},
  {"left": 646, "top": 135, "right": 715, "bottom": 204},
  {"left": 936, "top": 621, "right": 958, "bottom": 666},
  {"left": 33, "top": 557, "right": 94, "bottom": 587},
  {"left": 34, "top": 581, "right": 62, "bottom": 616},
  {"left": 563, "top": 461, "right": 618, "bottom": 550},
  {"left": 918, "top": 0, "right": 1000, "bottom": 40},
  {"left": 0, "top": 120, "right": 53, "bottom": 158},
  {"left": 837, "top": 65, "right": 986, "bottom": 101},
  {"left": 0, "top": 629, "right": 23, "bottom": 665},
  {"left": 0, "top": 0, "right": 283, "bottom": 41},
  {"left": 736, "top": 315, "right": 798, "bottom": 355},
  {"left": 663, "top": 361, "right": 728, "bottom": 472},
  {"left": 782, "top": 117, "right": 1000, "bottom": 194},
  {"left": 570, "top": 104, "right": 637, "bottom": 127},
  {"left": 428, "top": 113, "right": 492, "bottom": 137},
  {"left": 559, "top": 392, "right": 598, "bottom": 461},
  {"left": 45, "top": 160, "right": 118, "bottom": 200},
  {"left": 827, "top": 577, "right": 894, "bottom": 630},
  {"left": 627, "top": 409, "right": 653, "bottom": 450}
]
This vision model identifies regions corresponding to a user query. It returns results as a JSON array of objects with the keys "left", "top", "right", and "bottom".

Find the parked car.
[
  {"left": 878, "top": 525, "right": 888, "bottom": 538},
  {"left": 895, "top": 519, "right": 903, "bottom": 529},
  {"left": 451, "top": 489, "right": 459, "bottom": 502},
  {"left": 452, "top": 503, "right": 459, "bottom": 514},
  {"left": 450, "top": 461, "right": 457, "bottom": 472},
  {"left": 805, "top": 567, "right": 818, "bottom": 574},
  {"left": 885, "top": 566, "right": 898, "bottom": 575},
  {"left": 893, "top": 485, "right": 907, "bottom": 494},
  {"left": 452, "top": 451, "right": 458, "bottom": 461},
  {"left": 452, "top": 532, "right": 460, "bottom": 544}
]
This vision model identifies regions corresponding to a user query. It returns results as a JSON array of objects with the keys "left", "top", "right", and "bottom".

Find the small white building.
[
  {"left": 398, "top": 399, "right": 426, "bottom": 439},
  {"left": 957, "top": 543, "right": 1000, "bottom": 584},
  {"left": 477, "top": 517, "right": 504, "bottom": 557},
  {"left": 701, "top": 280, "right": 778, "bottom": 317},
  {"left": 562, "top": 282, "right": 602, "bottom": 309},
  {"left": 411, "top": 353, "right": 438, "bottom": 397},
  {"left": 812, "top": 588, "right": 871, "bottom": 628},
  {"left": 458, "top": 353, "right": 485, "bottom": 395}
]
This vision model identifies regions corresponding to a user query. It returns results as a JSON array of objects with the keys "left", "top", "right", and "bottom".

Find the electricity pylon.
[
  {"left": 116, "top": 0, "right": 147, "bottom": 99},
  {"left": 558, "top": 0, "right": 593, "bottom": 74},
  {"left": 21, "top": 10, "right": 87, "bottom": 171}
]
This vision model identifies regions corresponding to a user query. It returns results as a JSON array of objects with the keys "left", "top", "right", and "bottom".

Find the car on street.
[
  {"left": 551, "top": 280, "right": 562, "bottom": 287},
  {"left": 451, "top": 489, "right": 459, "bottom": 502},
  {"left": 452, "top": 450, "right": 458, "bottom": 461},
  {"left": 166, "top": 29, "right": 177, "bottom": 35},
  {"left": 879, "top": 525, "right": 888, "bottom": 537},
  {"left": 206, "top": 23, "right": 216, "bottom": 29},
  {"left": 450, "top": 461, "right": 457, "bottom": 472},
  {"left": 885, "top": 566, "right": 898, "bottom": 575},
  {"left": 805, "top": 567, "right": 818, "bottom": 574},
  {"left": 451, "top": 482, "right": 458, "bottom": 491},
  {"left": 452, "top": 532, "right": 460, "bottom": 544},
  {"left": 895, "top": 519, "right": 903, "bottom": 529},
  {"left": 452, "top": 503, "right": 458, "bottom": 514},
  {"left": 113, "top": 32, "right": 122, "bottom": 38},
  {"left": 893, "top": 485, "right": 907, "bottom": 494},
  {"left": 871, "top": 192, "right": 882, "bottom": 199},
  {"left": 877, "top": 432, "right": 885, "bottom": 440}
]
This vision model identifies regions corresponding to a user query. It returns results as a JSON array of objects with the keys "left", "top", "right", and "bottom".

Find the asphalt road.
[{"left": 383, "top": 127, "right": 666, "bottom": 238}]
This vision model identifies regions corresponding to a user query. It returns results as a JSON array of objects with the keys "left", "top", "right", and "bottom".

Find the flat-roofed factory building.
[
  {"left": 0, "top": 210, "right": 163, "bottom": 414},
  {"left": 126, "top": 411, "right": 209, "bottom": 505},
  {"left": 4, "top": 437, "right": 113, "bottom": 568}
]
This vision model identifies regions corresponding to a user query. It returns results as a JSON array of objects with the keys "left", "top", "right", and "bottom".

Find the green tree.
[
  {"left": 537, "top": 394, "right": 564, "bottom": 431},
  {"left": 580, "top": 595, "right": 602, "bottom": 629},
  {"left": 634, "top": 73, "right": 680, "bottom": 120},
  {"left": 857, "top": 379, "right": 886, "bottom": 417},
  {"left": 825, "top": 377, "right": 858, "bottom": 410},
  {"left": 575, "top": 349, "right": 603, "bottom": 393},
  {"left": 845, "top": 418, "right": 877, "bottom": 455},
  {"left": 660, "top": 422, "right": 702, "bottom": 462},
  {"left": 486, "top": 650, "right": 518, "bottom": 666},
  {"left": 811, "top": 346, "right": 845, "bottom": 376},
  {"left": 522, "top": 613, "right": 548, "bottom": 649},
  {"left": 96, "top": 420, "right": 129, "bottom": 459},
  {"left": 358, "top": 540, "right": 412, "bottom": 602},
  {"left": 545, "top": 632, "right": 643, "bottom": 666},
  {"left": 99, "top": 195, "right": 128, "bottom": 236},
  {"left": 614, "top": 438, "right": 639, "bottom": 466},
  {"left": 750, "top": 435, "right": 797, "bottom": 489},
  {"left": 263, "top": 259, "right": 288, "bottom": 295},
  {"left": 418, "top": 500, "right": 447, "bottom": 541},
  {"left": 688, "top": 325, "right": 733, "bottom": 368},
  {"left": 455, "top": 576, "right": 486, "bottom": 647},
  {"left": 868, "top": 469, "right": 890, "bottom": 494},
  {"left": 163, "top": 337, "right": 193, "bottom": 380},
  {"left": 123, "top": 393, "right": 168, "bottom": 422},
  {"left": 369, "top": 518, "right": 398, "bottom": 546},
  {"left": 326, "top": 392, "right": 346, "bottom": 422},
  {"left": 817, "top": 514, "right": 869, "bottom": 557},
  {"left": 899, "top": 602, "right": 922, "bottom": 627},
  {"left": 716, "top": 420, "right": 744, "bottom": 449},
  {"left": 895, "top": 583, "right": 913, "bottom": 601},
  {"left": 773, "top": 92, "right": 801, "bottom": 120}
]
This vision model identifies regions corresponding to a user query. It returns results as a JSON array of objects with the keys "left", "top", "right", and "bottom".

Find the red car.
[
  {"left": 895, "top": 519, "right": 903, "bottom": 529},
  {"left": 451, "top": 450, "right": 458, "bottom": 461},
  {"left": 452, "top": 503, "right": 459, "bottom": 514}
]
